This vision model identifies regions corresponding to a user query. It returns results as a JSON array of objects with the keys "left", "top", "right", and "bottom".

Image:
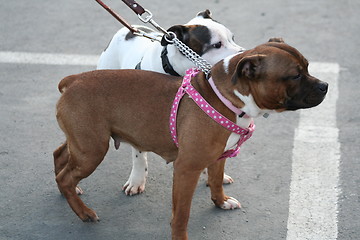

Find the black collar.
[
  {"left": 135, "top": 61, "right": 142, "bottom": 70},
  {"left": 161, "top": 46, "right": 180, "bottom": 76}
]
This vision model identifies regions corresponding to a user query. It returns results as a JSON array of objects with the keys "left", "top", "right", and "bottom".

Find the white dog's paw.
[
  {"left": 123, "top": 149, "right": 148, "bottom": 196},
  {"left": 223, "top": 173, "right": 234, "bottom": 184},
  {"left": 122, "top": 170, "right": 147, "bottom": 196},
  {"left": 219, "top": 197, "right": 241, "bottom": 210},
  {"left": 123, "top": 180, "right": 145, "bottom": 196}
]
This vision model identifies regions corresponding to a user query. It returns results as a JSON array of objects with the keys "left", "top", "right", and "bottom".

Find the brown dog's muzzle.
[
  {"left": 306, "top": 80, "right": 328, "bottom": 104},
  {"left": 285, "top": 79, "right": 328, "bottom": 110}
]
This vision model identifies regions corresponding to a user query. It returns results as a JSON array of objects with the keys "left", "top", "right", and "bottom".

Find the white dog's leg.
[
  {"left": 223, "top": 173, "right": 234, "bottom": 184},
  {"left": 204, "top": 170, "right": 234, "bottom": 185},
  {"left": 123, "top": 148, "right": 148, "bottom": 196}
]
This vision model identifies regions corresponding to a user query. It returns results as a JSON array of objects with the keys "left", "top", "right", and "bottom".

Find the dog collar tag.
[
  {"left": 263, "top": 113, "right": 270, "bottom": 118},
  {"left": 239, "top": 112, "right": 246, "bottom": 118}
]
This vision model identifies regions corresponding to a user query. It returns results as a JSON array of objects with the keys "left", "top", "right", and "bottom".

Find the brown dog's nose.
[{"left": 318, "top": 82, "right": 328, "bottom": 93}]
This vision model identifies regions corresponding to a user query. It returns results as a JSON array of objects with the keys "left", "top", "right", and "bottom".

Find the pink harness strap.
[{"left": 169, "top": 68, "right": 255, "bottom": 160}]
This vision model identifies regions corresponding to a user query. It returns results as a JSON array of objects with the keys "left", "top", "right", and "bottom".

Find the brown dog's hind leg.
[
  {"left": 54, "top": 142, "right": 69, "bottom": 176},
  {"left": 55, "top": 139, "right": 109, "bottom": 222},
  {"left": 207, "top": 159, "right": 241, "bottom": 210},
  {"left": 53, "top": 141, "right": 83, "bottom": 195}
]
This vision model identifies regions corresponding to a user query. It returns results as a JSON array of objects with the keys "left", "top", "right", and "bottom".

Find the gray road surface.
[{"left": 0, "top": 0, "right": 359, "bottom": 239}]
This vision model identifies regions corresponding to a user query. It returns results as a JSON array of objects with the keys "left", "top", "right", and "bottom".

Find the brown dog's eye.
[
  {"left": 212, "top": 41, "right": 222, "bottom": 48},
  {"left": 292, "top": 74, "right": 302, "bottom": 81}
]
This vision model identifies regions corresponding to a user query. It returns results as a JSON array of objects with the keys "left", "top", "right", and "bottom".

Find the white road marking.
[
  {"left": 287, "top": 62, "right": 340, "bottom": 240},
  {"left": 0, "top": 51, "right": 98, "bottom": 66}
]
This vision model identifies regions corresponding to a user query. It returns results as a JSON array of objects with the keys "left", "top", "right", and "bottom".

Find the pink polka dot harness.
[{"left": 169, "top": 68, "right": 255, "bottom": 161}]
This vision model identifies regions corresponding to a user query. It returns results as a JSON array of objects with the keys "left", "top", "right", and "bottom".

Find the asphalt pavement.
[{"left": 0, "top": 0, "right": 359, "bottom": 239}]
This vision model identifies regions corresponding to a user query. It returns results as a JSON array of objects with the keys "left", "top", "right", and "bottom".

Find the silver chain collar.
[{"left": 171, "top": 36, "right": 212, "bottom": 77}]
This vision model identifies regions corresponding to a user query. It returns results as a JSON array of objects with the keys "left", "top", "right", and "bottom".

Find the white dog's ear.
[
  {"left": 197, "top": 9, "right": 212, "bottom": 19},
  {"left": 161, "top": 25, "right": 189, "bottom": 46},
  {"left": 232, "top": 54, "right": 266, "bottom": 83}
]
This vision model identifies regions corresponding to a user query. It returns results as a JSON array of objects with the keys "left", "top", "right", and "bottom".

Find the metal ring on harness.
[{"left": 163, "top": 31, "right": 177, "bottom": 44}]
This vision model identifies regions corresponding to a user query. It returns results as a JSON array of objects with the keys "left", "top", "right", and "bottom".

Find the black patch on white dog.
[
  {"left": 187, "top": 26, "right": 211, "bottom": 56},
  {"left": 160, "top": 25, "right": 211, "bottom": 56}
]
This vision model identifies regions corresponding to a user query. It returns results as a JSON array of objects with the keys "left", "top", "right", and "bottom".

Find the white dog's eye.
[{"left": 212, "top": 41, "right": 222, "bottom": 48}]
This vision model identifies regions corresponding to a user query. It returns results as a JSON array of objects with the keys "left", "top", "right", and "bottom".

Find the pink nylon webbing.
[{"left": 169, "top": 68, "right": 255, "bottom": 160}]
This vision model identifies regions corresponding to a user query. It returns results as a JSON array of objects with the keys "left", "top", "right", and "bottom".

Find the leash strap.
[
  {"left": 122, "top": 0, "right": 145, "bottom": 15},
  {"left": 95, "top": 0, "right": 139, "bottom": 33},
  {"left": 170, "top": 68, "right": 255, "bottom": 160}
]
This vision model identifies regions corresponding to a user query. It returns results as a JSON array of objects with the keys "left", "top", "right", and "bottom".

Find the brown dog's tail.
[{"left": 58, "top": 75, "right": 78, "bottom": 93}]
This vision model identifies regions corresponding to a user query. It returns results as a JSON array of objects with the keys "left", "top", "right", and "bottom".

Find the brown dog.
[{"left": 54, "top": 39, "right": 328, "bottom": 239}]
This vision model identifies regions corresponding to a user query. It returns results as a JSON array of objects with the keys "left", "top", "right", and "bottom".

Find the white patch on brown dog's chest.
[
  {"left": 224, "top": 116, "right": 252, "bottom": 151},
  {"left": 234, "top": 91, "right": 263, "bottom": 117}
]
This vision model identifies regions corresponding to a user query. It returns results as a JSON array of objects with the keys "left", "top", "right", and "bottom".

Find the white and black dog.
[{"left": 97, "top": 10, "right": 245, "bottom": 195}]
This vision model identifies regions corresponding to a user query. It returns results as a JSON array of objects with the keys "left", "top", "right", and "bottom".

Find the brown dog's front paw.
[
  {"left": 213, "top": 196, "right": 241, "bottom": 210},
  {"left": 220, "top": 197, "right": 241, "bottom": 209},
  {"left": 80, "top": 208, "right": 100, "bottom": 222}
]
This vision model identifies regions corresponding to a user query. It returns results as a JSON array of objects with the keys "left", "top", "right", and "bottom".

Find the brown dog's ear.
[
  {"left": 232, "top": 54, "right": 266, "bottom": 84},
  {"left": 268, "top": 37, "right": 284, "bottom": 43},
  {"left": 197, "top": 9, "right": 212, "bottom": 19},
  {"left": 161, "top": 25, "right": 189, "bottom": 46}
]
